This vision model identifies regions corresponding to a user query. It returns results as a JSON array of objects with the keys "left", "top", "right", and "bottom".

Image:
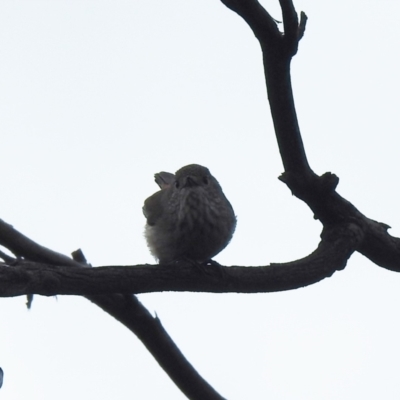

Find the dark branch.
[
  {"left": 86, "top": 294, "right": 227, "bottom": 400},
  {"left": 0, "top": 219, "right": 226, "bottom": 400},
  {"left": 358, "top": 218, "right": 400, "bottom": 272},
  {"left": 0, "top": 223, "right": 363, "bottom": 297},
  {"left": 219, "top": 0, "right": 400, "bottom": 272},
  {"left": 0, "top": 219, "right": 78, "bottom": 267},
  {"left": 221, "top": 0, "right": 280, "bottom": 39},
  {"left": 221, "top": 0, "right": 310, "bottom": 173}
]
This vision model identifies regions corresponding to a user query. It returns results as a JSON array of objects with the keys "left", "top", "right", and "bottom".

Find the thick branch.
[
  {"left": 0, "top": 219, "right": 225, "bottom": 400},
  {"left": 220, "top": 0, "right": 400, "bottom": 272},
  {"left": 358, "top": 218, "right": 400, "bottom": 272},
  {"left": 0, "top": 223, "right": 362, "bottom": 297},
  {"left": 222, "top": 0, "right": 310, "bottom": 175}
]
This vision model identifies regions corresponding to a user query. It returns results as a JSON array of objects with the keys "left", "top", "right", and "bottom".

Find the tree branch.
[
  {"left": 87, "top": 294, "right": 227, "bottom": 400},
  {"left": 0, "top": 221, "right": 363, "bottom": 297},
  {"left": 0, "top": 219, "right": 226, "bottom": 400},
  {"left": 219, "top": 0, "right": 400, "bottom": 272}
]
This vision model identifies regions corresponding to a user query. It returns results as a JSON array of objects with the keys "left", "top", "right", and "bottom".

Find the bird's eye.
[
  {"left": 203, "top": 177, "right": 209, "bottom": 185},
  {"left": 175, "top": 180, "right": 180, "bottom": 188}
]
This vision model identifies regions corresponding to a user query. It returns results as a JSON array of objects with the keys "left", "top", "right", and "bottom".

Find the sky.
[{"left": 1, "top": 0, "right": 400, "bottom": 399}]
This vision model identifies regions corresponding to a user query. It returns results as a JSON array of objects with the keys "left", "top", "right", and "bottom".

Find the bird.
[{"left": 143, "top": 164, "right": 236, "bottom": 264}]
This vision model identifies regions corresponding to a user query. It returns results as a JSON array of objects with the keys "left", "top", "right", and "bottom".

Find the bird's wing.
[
  {"left": 143, "top": 190, "right": 170, "bottom": 226},
  {"left": 143, "top": 171, "right": 175, "bottom": 225}
]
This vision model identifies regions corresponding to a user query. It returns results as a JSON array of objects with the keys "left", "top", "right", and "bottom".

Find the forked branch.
[
  {"left": 0, "top": 219, "right": 226, "bottom": 400},
  {"left": 220, "top": 0, "right": 400, "bottom": 270}
]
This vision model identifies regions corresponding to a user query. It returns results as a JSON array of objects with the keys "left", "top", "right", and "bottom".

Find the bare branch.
[
  {"left": 219, "top": 0, "right": 400, "bottom": 272},
  {"left": 298, "top": 11, "right": 308, "bottom": 41},
  {"left": 0, "top": 219, "right": 226, "bottom": 400},
  {"left": 220, "top": 0, "right": 280, "bottom": 39},
  {"left": 359, "top": 218, "right": 400, "bottom": 272},
  {"left": 0, "top": 219, "right": 78, "bottom": 266},
  {"left": 0, "top": 222, "right": 362, "bottom": 297},
  {"left": 86, "top": 294, "right": 227, "bottom": 400},
  {"left": 221, "top": 0, "right": 309, "bottom": 175}
]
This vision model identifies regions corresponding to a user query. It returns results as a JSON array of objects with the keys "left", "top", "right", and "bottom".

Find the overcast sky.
[{"left": 1, "top": 1, "right": 400, "bottom": 399}]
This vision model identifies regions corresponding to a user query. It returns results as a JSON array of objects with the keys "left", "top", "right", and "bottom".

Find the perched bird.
[{"left": 143, "top": 164, "right": 236, "bottom": 264}]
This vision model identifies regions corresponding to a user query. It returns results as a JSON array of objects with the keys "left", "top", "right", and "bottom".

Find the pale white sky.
[{"left": 1, "top": 1, "right": 400, "bottom": 399}]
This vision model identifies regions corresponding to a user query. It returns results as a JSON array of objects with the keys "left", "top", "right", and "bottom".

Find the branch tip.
[
  {"left": 319, "top": 172, "right": 339, "bottom": 192},
  {"left": 71, "top": 248, "right": 88, "bottom": 265},
  {"left": 298, "top": 11, "right": 307, "bottom": 40}
]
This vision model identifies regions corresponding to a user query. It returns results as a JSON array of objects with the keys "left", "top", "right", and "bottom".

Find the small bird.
[{"left": 143, "top": 164, "right": 236, "bottom": 264}]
